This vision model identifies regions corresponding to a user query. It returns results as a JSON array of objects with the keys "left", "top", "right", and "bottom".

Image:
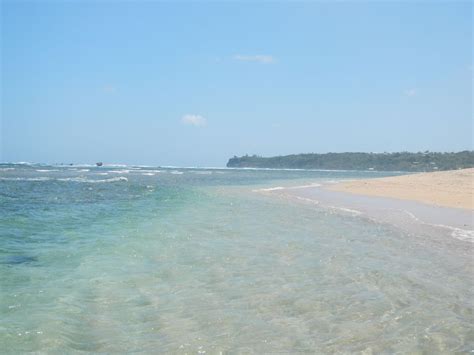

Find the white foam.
[
  {"left": 12, "top": 161, "right": 35, "bottom": 166},
  {"left": 103, "top": 164, "right": 128, "bottom": 168},
  {"left": 0, "top": 177, "right": 51, "bottom": 181},
  {"left": 170, "top": 171, "right": 184, "bottom": 175},
  {"left": 428, "top": 221, "right": 474, "bottom": 243},
  {"left": 253, "top": 186, "right": 286, "bottom": 192},
  {"left": 328, "top": 206, "right": 363, "bottom": 216},
  {"left": 253, "top": 183, "right": 322, "bottom": 193},
  {"left": 98, "top": 176, "right": 128, "bottom": 183},
  {"left": 450, "top": 228, "right": 474, "bottom": 242},
  {"left": 294, "top": 196, "right": 320, "bottom": 205},
  {"left": 194, "top": 171, "right": 213, "bottom": 175},
  {"left": 289, "top": 183, "right": 322, "bottom": 189},
  {"left": 109, "top": 170, "right": 130, "bottom": 174},
  {"left": 169, "top": 166, "right": 226, "bottom": 170},
  {"left": 36, "top": 169, "right": 59, "bottom": 172},
  {"left": 142, "top": 173, "right": 156, "bottom": 176},
  {"left": 67, "top": 164, "right": 94, "bottom": 168},
  {"left": 400, "top": 210, "right": 473, "bottom": 243},
  {"left": 136, "top": 169, "right": 161, "bottom": 174},
  {"left": 0, "top": 168, "right": 15, "bottom": 171},
  {"left": 57, "top": 176, "right": 128, "bottom": 183}
]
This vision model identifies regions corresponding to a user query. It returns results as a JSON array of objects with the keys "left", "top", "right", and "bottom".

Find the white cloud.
[
  {"left": 181, "top": 114, "right": 207, "bottom": 127},
  {"left": 233, "top": 54, "right": 275, "bottom": 64},
  {"left": 404, "top": 88, "right": 417, "bottom": 97}
]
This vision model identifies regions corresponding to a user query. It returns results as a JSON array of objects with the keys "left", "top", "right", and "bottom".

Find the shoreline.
[
  {"left": 327, "top": 168, "right": 474, "bottom": 210},
  {"left": 253, "top": 170, "right": 474, "bottom": 243}
]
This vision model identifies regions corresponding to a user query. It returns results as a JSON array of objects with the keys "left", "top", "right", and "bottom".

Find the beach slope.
[{"left": 328, "top": 168, "right": 474, "bottom": 210}]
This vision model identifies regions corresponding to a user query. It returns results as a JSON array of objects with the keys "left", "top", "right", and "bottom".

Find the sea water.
[{"left": 0, "top": 164, "right": 472, "bottom": 353}]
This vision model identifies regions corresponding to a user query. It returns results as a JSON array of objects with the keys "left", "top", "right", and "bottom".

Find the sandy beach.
[{"left": 328, "top": 168, "right": 474, "bottom": 210}]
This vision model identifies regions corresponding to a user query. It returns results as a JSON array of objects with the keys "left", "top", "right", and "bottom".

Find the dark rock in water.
[
  {"left": 96, "top": 162, "right": 103, "bottom": 167},
  {"left": 3, "top": 255, "right": 38, "bottom": 265}
]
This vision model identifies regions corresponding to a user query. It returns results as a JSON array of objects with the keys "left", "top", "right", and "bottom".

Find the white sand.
[{"left": 328, "top": 168, "right": 474, "bottom": 210}]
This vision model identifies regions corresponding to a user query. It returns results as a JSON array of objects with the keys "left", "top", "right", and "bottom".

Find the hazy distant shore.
[
  {"left": 227, "top": 152, "right": 474, "bottom": 171},
  {"left": 328, "top": 168, "right": 473, "bottom": 210}
]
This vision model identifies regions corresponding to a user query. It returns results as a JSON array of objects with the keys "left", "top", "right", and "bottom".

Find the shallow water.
[{"left": 1, "top": 164, "right": 472, "bottom": 353}]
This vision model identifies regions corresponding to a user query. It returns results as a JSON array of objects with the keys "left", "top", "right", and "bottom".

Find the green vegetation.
[{"left": 226, "top": 151, "right": 474, "bottom": 171}]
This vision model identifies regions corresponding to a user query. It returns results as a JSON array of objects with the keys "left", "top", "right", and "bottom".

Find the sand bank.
[
  {"left": 253, "top": 169, "right": 474, "bottom": 242},
  {"left": 328, "top": 168, "right": 474, "bottom": 210}
]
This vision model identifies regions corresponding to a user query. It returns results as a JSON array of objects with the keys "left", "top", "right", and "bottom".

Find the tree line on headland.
[{"left": 226, "top": 151, "right": 474, "bottom": 171}]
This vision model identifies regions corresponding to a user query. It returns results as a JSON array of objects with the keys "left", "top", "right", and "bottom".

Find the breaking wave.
[{"left": 0, "top": 176, "right": 128, "bottom": 183}]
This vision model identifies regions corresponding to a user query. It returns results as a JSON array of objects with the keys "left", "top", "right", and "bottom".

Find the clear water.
[{"left": 1, "top": 164, "right": 472, "bottom": 353}]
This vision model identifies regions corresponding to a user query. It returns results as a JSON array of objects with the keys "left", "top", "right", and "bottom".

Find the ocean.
[{"left": 1, "top": 164, "right": 472, "bottom": 353}]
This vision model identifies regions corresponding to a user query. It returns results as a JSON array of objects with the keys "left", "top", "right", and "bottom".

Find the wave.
[
  {"left": 323, "top": 180, "right": 341, "bottom": 184},
  {"left": 253, "top": 183, "right": 322, "bottom": 193},
  {"left": 0, "top": 177, "right": 51, "bottom": 182},
  {"left": 0, "top": 176, "right": 128, "bottom": 183},
  {"left": 450, "top": 227, "right": 474, "bottom": 243},
  {"left": 402, "top": 210, "right": 474, "bottom": 243},
  {"left": 327, "top": 206, "right": 363, "bottom": 216},
  {"left": 133, "top": 169, "right": 161, "bottom": 173},
  {"left": 169, "top": 166, "right": 227, "bottom": 170},
  {"left": 9, "top": 161, "right": 36, "bottom": 166},
  {"left": 294, "top": 196, "right": 320, "bottom": 205},
  {"left": 57, "top": 176, "right": 128, "bottom": 183},
  {"left": 102, "top": 164, "right": 128, "bottom": 168},
  {"left": 109, "top": 170, "right": 130, "bottom": 174},
  {"left": 289, "top": 183, "right": 322, "bottom": 189},
  {"left": 170, "top": 171, "right": 184, "bottom": 175},
  {"left": 253, "top": 186, "right": 286, "bottom": 192},
  {"left": 193, "top": 171, "right": 213, "bottom": 175},
  {"left": 36, "top": 169, "right": 60, "bottom": 172},
  {"left": 60, "top": 164, "right": 95, "bottom": 168}
]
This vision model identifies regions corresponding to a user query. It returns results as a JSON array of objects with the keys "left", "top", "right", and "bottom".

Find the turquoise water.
[{"left": 1, "top": 164, "right": 472, "bottom": 353}]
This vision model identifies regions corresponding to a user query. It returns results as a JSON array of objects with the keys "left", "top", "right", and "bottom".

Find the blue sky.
[{"left": 1, "top": 1, "right": 472, "bottom": 166}]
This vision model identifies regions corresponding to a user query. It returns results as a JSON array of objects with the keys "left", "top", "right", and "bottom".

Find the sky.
[{"left": 1, "top": 1, "right": 472, "bottom": 167}]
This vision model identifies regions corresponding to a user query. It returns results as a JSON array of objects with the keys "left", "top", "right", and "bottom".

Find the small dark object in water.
[
  {"left": 96, "top": 162, "right": 103, "bottom": 167},
  {"left": 3, "top": 255, "right": 38, "bottom": 265}
]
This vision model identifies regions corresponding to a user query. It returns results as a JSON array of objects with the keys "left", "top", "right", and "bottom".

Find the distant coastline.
[{"left": 227, "top": 151, "right": 474, "bottom": 172}]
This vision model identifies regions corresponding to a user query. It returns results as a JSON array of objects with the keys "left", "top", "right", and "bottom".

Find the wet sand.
[
  {"left": 282, "top": 185, "right": 474, "bottom": 243},
  {"left": 253, "top": 169, "right": 474, "bottom": 243},
  {"left": 328, "top": 168, "right": 474, "bottom": 210}
]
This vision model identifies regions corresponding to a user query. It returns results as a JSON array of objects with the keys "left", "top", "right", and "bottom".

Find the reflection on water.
[{"left": 0, "top": 164, "right": 472, "bottom": 352}]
